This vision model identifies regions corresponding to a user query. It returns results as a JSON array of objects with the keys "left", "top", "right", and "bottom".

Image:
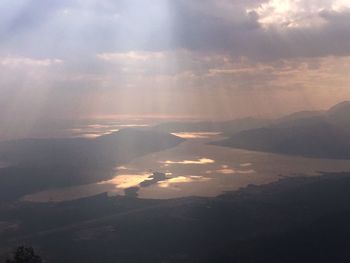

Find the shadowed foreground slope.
[{"left": 1, "top": 172, "right": 350, "bottom": 262}]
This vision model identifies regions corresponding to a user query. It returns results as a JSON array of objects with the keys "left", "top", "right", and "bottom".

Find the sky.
[{"left": 1, "top": 0, "right": 350, "bottom": 134}]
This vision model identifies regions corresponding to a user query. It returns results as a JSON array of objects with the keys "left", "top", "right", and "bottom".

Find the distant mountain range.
[
  {"left": 214, "top": 101, "right": 350, "bottom": 159},
  {"left": 0, "top": 129, "right": 184, "bottom": 200}
]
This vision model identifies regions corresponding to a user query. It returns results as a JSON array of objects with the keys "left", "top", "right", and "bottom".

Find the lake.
[{"left": 23, "top": 131, "right": 350, "bottom": 202}]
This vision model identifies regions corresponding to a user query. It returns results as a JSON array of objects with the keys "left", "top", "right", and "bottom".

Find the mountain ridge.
[{"left": 213, "top": 101, "right": 350, "bottom": 159}]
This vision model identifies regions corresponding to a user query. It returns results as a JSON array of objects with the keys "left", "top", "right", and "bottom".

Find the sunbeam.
[{"left": 1, "top": 1, "right": 350, "bottom": 262}]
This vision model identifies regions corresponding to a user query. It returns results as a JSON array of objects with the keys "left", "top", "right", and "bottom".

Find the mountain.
[
  {"left": 0, "top": 129, "right": 184, "bottom": 200},
  {"left": 275, "top": 110, "right": 324, "bottom": 124},
  {"left": 327, "top": 101, "right": 350, "bottom": 130},
  {"left": 327, "top": 100, "right": 350, "bottom": 116},
  {"left": 214, "top": 101, "right": 350, "bottom": 159}
]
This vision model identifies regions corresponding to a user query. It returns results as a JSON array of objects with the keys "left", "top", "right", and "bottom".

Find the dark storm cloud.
[
  {"left": 169, "top": 0, "right": 262, "bottom": 50},
  {"left": 167, "top": 0, "right": 350, "bottom": 60}
]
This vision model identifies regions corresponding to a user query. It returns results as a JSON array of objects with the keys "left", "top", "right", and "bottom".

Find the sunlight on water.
[
  {"left": 236, "top": 169, "right": 256, "bottom": 174},
  {"left": 160, "top": 158, "right": 215, "bottom": 165},
  {"left": 206, "top": 165, "right": 256, "bottom": 175},
  {"left": 117, "top": 166, "right": 128, "bottom": 170},
  {"left": 158, "top": 176, "right": 211, "bottom": 188},
  {"left": 87, "top": 124, "right": 111, "bottom": 129},
  {"left": 69, "top": 122, "right": 150, "bottom": 138},
  {"left": 71, "top": 129, "right": 120, "bottom": 138},
  {"left": 216, "top": 168, "right": 236, "bottom": 174},
  {"left": 78, "top": 133, "right": 103, "bottom": 139},
  {"left": 117, "top": 124, "right": 149, "bottom": 127},
  {"left": 22, "top": 130, "right": 350, "bottom": 202},
  {"left": 171, "top": 132, "right": 221, "bottom": 139},
  {"left": 98, "top": 174, "right": 152, "bottom": 189}
]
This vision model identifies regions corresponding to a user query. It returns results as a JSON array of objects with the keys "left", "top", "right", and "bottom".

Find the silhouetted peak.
[
  {"left": 278, "top": 110, "right": 324, "bottom": 123},
  {"left": 328, "top": 101, "right": 350, "bottom": 115}
]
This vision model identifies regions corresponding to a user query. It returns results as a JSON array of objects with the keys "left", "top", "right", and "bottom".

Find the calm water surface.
[{"left": 23, "top": 132, "right": 350, "bottom": 202}]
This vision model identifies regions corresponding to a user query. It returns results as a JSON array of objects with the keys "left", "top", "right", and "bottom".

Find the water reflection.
[
  {"left": 22, "top": 131, "right": 350, "bottom": 202},
  {"left": 206, "top": 164, "right": 256, "bottom": 175},
  {"left": 87, "top": 124, "right": 111, "bottom": 129},
  {"left": 98, "top": 174, "right": 152, "bottom": 189},
  {"left": 236, "top": 169, "right": 256, "bottom": 174},
  {"left": 171, "top": 132, "right": 221, "bottom": 139},
  {"left": 69, "top": 122, "right": 150, "bottom": 138},
  {"left": 158, "top": 176, "right": 211, "bottom": 188},
  {"left": 219, "top": 165, "right": 255, "bottom": 175},
  {"left": 160, "top": 158, "right": 215, "bottom": 165},
  {"left": 216, "top": 168, "right": 236, "bottom": 174},
  {"left": 78, "top": 133, "right": 109, "bottom": 139},
  {"left": 117, "top": 124, "right": 149, "bottom": 127}
]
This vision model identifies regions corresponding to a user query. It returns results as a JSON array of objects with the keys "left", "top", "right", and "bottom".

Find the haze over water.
[{"left": 23, "top": 126, "right": 350, "bottom": 202}]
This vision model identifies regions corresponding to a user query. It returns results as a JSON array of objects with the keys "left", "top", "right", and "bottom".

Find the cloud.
[
  {"left": 169, "top": 0, "right": 350, "bottom": 60},
  {"left": 1, "top": 0, "right": 350, "bottom": 61},
  {"left": 0, "top": 56, "right": 63, "bottom": 67},
  {"left": 250, "top": 0, "right": 329, "bottom": 28},
  {"left": 97, "top": 51, "right": 165, "bottom": 62},
  {"left": 0, "top": 0, "right": 350, "bottom": 138}
]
